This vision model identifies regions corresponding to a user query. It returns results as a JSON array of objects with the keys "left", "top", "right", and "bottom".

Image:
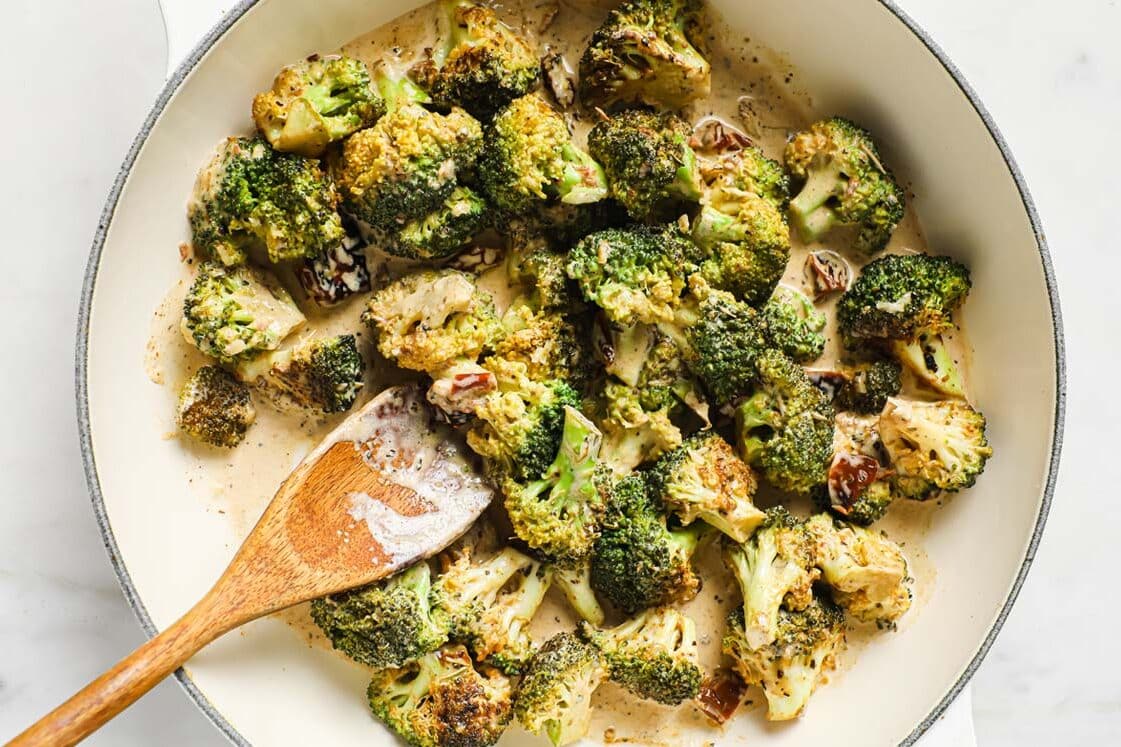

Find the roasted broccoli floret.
[
  {"left": 879, "top": 397, "right": 993, "bottom": 500},
  {"left": 579, "top": 0, "right": 711, "bottom": 111},
  {"left": 813, "top": 412, "right": 896, "bottom": 526},
  {"left": 566, "top": 224, "right": 693, "bottom": 326},
  {"left": 467, "top": 357, "right": 581, "bottom": 481},
  {"left": 386, "top": 186, "right": 490, "bottom": 260},
  {"left": 501, "top": 406, "right": 607, "bottom": 565},
  {"left": 481, "top": 93, "right": 608, "bottom": 217},
  {"left": 591, "top": 474, "right": 704, "bottom": 613},
  {"left": 587, "top": 110, "right": 703, "bottom": 222},
  {"left": 552, "top": 560, "right": 606, "bottom": 626},
  {"left": 723, "top": 598, "right": 845, "bottom": 721},
  {"left": 505, "top": 235, "right": 580, "bottom": 311},
  {"left": 432, "top": 546, "right": 535, "bottom": 641},
  {"left": 784, "top": 117, "right": 906, "bottom": 254},
  {"left": 363, "top": 269, "right": 501, "bottom": 374},
  {"left": 176, "top": 366, "right": 256, "bottom": 447},
  {"left": 806, "top": 514, "right": 912, "bottom": 625},
  {"left": 648, "top": 431, "right": 765, "bottom": 543},
  {"left": 829, "top": 358, "right": 903, "bottom": 415},
  {"left": 490, "top": 306, "right": 594, "bottom": 390},
  {"left": 311, "top": 562, "right": 448, "bottom": 670},
  {"left": 692, "top": 148, "right": 791, "bottom": 306},
  {"left": 514, "top": 632, "right": 607, "bottom": 747},
  {"left": 892, "top": 328, "right": 966, "bottom": 397},
  {"left": 333, "top": 103, "right": 483, "bottom": 230},
  {"left": 368, "top": 644, "right": 513, "bottom": 747},
  {"left": 759, "top": 286, "right": 826, "bottom": 363},
  {"left": 735, "top": 350, "right": 836, "bottom": 493},
  {"left": 595, "top": 379, "right": 683, "bottom": 472},
  {"left": 181, "top": 262, "right": 306, "bottom": 364},
  {"left": 189, "top": 136, "right": 345, "bottom": 266},
  {"left": 413, "top": 0, "right": 540, "bottom": 118},
  {"left": 723, "top": 507, "right": 819, "bottom": 650},
  {"left": 837, "top": 253, "right": 972, "bottom": 343},
  {"left": 252, "top": 55, "right": 382, "bottom": 157},
  {"left": 581, "top": 606, "right": 702, "bottom": 705},
  {"left": 237, "top": 334, "right": 364, "bottom": 414}
]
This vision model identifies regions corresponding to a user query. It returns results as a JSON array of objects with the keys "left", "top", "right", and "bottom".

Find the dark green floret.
[
  {"left": 176, "top": 366, "right": 256, "bottom": 448},
  {"left": 189, "top": 136, "right": 345, "bottom": 266},
  {"left": 514, "top": 632, "right": 607, "bottom": 747},
  {"left": 735, "top": 350, "right": 835, "bottom": 493},
  {"left": 252, "top": 55, "right": 383, "bottom": 157},
  {"left": 310, "top": 563, "right": 448, "bottom": 670},
  {"left": 239, "top": 334, "right": 365, "bottom": 414},
  {"left": 367, "top": 644, "right": 513, "bottom": 747},
  {"left": 833, "top": 358, "right": 902, "bottom": 414},
  {"left": 587, "top": 109, "right": 703, "bottom": 222},
  {"left": 579, "top": 0, "right": 711, "bottom": 111},
  {"left": 387, "top": 186, "right": 490, "bottom": 260},
  {"left": 836, "top": 253, "right": 972, "bottom": 343},
  {"left": 784, "top": 117, "right": 905, "bottom": 254},
  {"left": 758, "top": 286, "right": 827, "bottom": 363}
]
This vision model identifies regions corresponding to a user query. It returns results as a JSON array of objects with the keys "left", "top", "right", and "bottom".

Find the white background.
[{"left": 0, "top": 0, "right": 1117, "bottom": 744}]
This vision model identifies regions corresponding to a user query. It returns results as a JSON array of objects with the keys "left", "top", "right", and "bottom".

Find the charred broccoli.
[
  {"left": 189, "top": 136, "right": 345, "bottom": 266},
  {"left": 837, "top": 253, "right": 971, "bottom": 343},
  {"left": 784, "top": 117, "right": 905, "bottom": 254},
  {"left": 481, "top": 93, "right": 608, "bottom": 217},
  {"left": 414, "top": 0, "right": 540, "bottom": 117},
  {"left": 514, "top": 632, "right": 607, "bottom": 747},
  {"left": 579, "top": 0, "right": 711, "bottom": 111},
  {"left": 826, "top": 357, "right": 903, "bottom": 415},
  {"left": 581, "top": 606, "right": 702, "bottom": 705},
  {"left": 735, "top": 349, "right": 835, "bottom": 493},
  {"left": 724, "top": 507, "right": 819, "bottom": 649},
  {"left": 238, "top": 334, "right": 364, "bottom": 414},
  {"left": 311, "top": 562, "right": 448, "bottom": 670},
  {"left": 587, "top": 109, "right": 703, "bottom": 222},
  {"left": 181, "top": 262, "right": 306, "bottom": 364},
  {"left": 176, "top": 366, "right": 256, "bottom": 447},
  {"left": 252, "top": 55, "right": 382, "bottom": 157},
  {"left": 648, "top": 431, "right": 765, "bottom": 543},
  {"left": 723, "top": 598, "right": 845, "bottom": 721},
  {"left": 368, "top": 644, "right": 513, "bottom": 747},
  {"left": 387, "top": 186, "right": 490, "bottom": 260},
  {"left": 879, "top": 397, "right": 992, "bottom": 500}
]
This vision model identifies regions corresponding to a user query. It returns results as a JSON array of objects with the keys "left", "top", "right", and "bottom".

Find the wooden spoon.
[{"left": 9, "top": 384, "right": 494, "bottom": 747}]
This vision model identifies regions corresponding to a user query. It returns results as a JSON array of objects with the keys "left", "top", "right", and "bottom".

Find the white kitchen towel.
[{"left": 156, "top": 1, "right": 979, "bottom": 745}]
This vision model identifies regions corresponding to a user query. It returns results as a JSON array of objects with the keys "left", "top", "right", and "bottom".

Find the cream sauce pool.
[{"left": 148, "top": 0, "right": 968, "bottom": 741}]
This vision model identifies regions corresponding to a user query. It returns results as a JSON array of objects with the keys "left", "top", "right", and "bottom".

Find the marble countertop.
[{"left": 0, "top": 0, "right": 1116, "bottom": 743}]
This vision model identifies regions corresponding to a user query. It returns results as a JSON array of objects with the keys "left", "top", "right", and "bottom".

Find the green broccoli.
[
  {"left": 413, "top": 0, "right": 541, "bottom": 118},
  {"left": 237, "top": 334, "right": 364, "bottom": 414},
  {"left": 189, "top": 136, "right": 345, "bottom": 266},
  {"left": 879, "top": 397, "right": 992, "bottom": 500},
  {"left": 595, "top": 379, "right": 683, "bottom": 472},
  {"left": 734, "top": 350, "right": 836, "bottom": 493},
  {"left": 175, "top": 366, "right": 256, "bottom": 447},
  {"left": 590, "top": 474, "right": 704, "bottom": 613},
  {"left": 368, "top": 644, "right": 513, "bottom": 747},
  {"left": 363, "top": 269, "right": 502, "bottom": 375},
  {"left": 432, "top": 546, "right": 536, "bottom": 641},
  {"left": 310, "top": 562, "right": 448, "bottom": 670},
  {"left": 180, "top": 262, "right": 306, "bottom": 364},
  {"left": 647, "top": 431, "right": 765, "bottom": 543},
  {"left": 505, "top": 234, "right": 580, "bottom": 311},
  {"left": 501, "top": 406, "right": 607, "bottom": 565},
  {"left": 385, "top": 186, "right": 490, "bottom": 260},
  {"left": 514, "top": 632, "right": 608, "bottom": 747},
  {"left": 566, "top": 224, "right": 694, "bottom": 326},
  {"left": 758, "top": 286, "right": 826, "bottom": 363},
  {"left": 692, "top": 147, "right": 791, "bottom": 306},
  {"left": 587, "top": 110, "right": 703, "bottom": 222},
  {"left": 490, "top": 305, "right": 594, "bottom": 391},
  {"left": 333, "top": 103, "right": 483, "bottom": 230},
  {"left": 812, "top": 412, "right": 897, "bottom": 526},
  {"left": 892, "top": 328, "right": 965, "bottom": 397},
  {"left": 784, "top": 117, "right": 906, "bottom": 254},
  {"left": 579, "top": 0, "right": 711, "bottom": 111},
  {"left": 722, "top": 599, "right": 845, "bottom": 721},
  {"left": 723, "top": 507, "right": 819, "bottom": 650},
  {"left": 581, "top": 606, "right": 702, "bottom": 706},
  {"left": 828, "top": 357, "right": 903, "bottom": 415},
  {"left": 552, "top": 560, "right": 606, "bottom": 627},
  {"left": 806, "top": 514, "right": 912, "bottom": 625},
  {"left": 252, "top": 55, "right": 383, "bottom": 157},
  {"left": 837, "top": 253, "right": 972, "bottom": 343},
  {"left": 481, "top": 93, "right": 608, "bottom": 217}
]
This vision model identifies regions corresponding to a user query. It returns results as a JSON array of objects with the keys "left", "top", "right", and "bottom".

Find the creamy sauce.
[{"left": 148, "top": 0, "right": 968, "bottom": 741}]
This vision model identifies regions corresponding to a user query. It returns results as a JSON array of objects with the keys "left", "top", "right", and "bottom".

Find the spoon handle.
[{"left": 7, "top": 589, "right": 234, "bottom": 747}]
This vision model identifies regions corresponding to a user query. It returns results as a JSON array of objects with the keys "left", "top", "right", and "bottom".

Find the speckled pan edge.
[{"left": 74, "top": 1, "right": 1065, "bottom": 745}]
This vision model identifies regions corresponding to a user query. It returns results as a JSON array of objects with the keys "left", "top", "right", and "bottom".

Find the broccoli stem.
[
  {"left": 673, "top": 146, "right": 703, "bottom": 202},
  {"left": 558, "top": 145, "right": 609, "bottom": 205},
  {"left": 789, "top": 165, "right": 844, "bottom": 242}
]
